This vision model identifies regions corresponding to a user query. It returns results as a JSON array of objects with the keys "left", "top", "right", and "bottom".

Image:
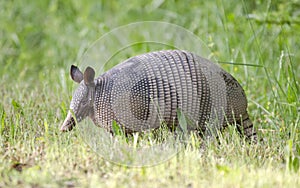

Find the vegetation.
[{"left": 0, "top": 0, "right": 299, "bottom": 187}]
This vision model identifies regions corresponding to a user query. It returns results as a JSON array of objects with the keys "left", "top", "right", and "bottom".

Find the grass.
[{"left": 0, "top": 0, "right": 299, "bottom": 187}]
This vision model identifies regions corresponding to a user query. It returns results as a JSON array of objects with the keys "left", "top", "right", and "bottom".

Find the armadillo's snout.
[{"left": 60, "top": 111, "right": 76, "bottom": 132}]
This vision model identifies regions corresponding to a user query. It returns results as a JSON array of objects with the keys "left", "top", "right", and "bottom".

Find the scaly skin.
[{"left": 61, "top": 50, "right": 257, "bottom": 142}]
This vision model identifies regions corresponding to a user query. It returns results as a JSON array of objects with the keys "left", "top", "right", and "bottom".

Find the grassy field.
[{"left": 1, "top": 0, "right": 299, "bottom": 187}]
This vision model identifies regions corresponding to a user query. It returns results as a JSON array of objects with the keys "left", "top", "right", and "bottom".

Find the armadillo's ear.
[
  {"left": 83, "top": 66, "right": 95, "bottom": 86},
  {"left": 70, "top": 65, "right": 83, "bottom": 83}
]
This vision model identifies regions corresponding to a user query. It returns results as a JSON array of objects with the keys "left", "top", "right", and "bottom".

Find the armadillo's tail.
[{"left": 240, "top": 115, "right": 258, "bottom": 143}]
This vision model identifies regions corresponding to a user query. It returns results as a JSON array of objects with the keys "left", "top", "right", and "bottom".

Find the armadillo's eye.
[
  {"left": 82, "top": 100, "right": 87, "bottom": 106},
  {"left": 81, "top": 97, "right": 89, "bottom": 106}
]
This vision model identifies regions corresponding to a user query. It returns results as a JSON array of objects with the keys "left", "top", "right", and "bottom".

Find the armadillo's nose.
[{"left": 60, "top": 111, "right": 76, "bottom": 132}]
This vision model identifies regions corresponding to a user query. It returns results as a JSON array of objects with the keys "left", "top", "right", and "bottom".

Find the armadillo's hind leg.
[{"left": 239, "top": 115, "right": 258, "bottom": 143}]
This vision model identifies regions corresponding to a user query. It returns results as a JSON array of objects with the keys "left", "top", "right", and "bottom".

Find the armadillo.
[{"left": 61, "top": 50, "right": 256, "bottom": 141}]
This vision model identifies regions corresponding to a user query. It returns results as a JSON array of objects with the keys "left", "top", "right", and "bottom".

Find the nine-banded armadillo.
[{"left": 61, "top": 50, "right": 256, "bottom": 141}]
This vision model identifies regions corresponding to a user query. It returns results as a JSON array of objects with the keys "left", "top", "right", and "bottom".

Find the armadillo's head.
[{"left": 60, "top": 65, "right": 96, "bottom": 132}]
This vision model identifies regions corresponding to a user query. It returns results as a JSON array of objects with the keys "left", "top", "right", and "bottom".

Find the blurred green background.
[{"left": 0, "top": 0, "right": 299, "bottom": 187}]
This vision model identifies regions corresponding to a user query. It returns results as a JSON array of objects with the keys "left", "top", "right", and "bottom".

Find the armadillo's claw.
[{"left": 60, "top": 111, "right": 76, "bottom": 132}]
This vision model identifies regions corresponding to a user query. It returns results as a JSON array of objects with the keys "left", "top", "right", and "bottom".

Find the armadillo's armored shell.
[{"left": 93, "top": 50, "right": 253, "bottom": 137}]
